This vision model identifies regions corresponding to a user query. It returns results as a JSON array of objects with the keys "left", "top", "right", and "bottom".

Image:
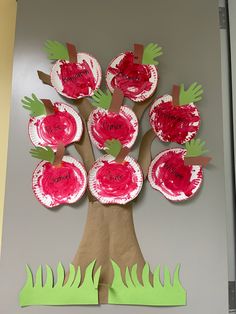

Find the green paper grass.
[
  {"left": 108, "top": 261, "right": 187, "bottom": 306},
  {"left": 19, "top": 260, "right": 101, "bottom": 307}
]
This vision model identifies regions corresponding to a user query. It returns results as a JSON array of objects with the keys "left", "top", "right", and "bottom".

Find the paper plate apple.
[
  {"left": 148, "top": 139, "right": 211, "bottom": 201},
  {"left": 39, "top": 40, "right": 102, "bottom": 99},
  {"left": 106, "top": 43, "right": 163, "bottom": 102},
  {"left": 22, "top": 94, "right": 83, "bottom": 151},
  {"left": 88, "top": 139, "right": 143, "bottom": 204},
  {"left": 88, "top": 88, "right": 138, "bottom": 150},
  {"left": 150, "top": 83, "right": 203, "bottom": 144},
  {"left": 31, "top": 144, "right": 87, "bottom": 208}
]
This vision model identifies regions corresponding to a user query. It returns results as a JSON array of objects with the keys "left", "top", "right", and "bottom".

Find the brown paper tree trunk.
[{"left": 71, "top": 201, "right": 145, "bottom": 304}]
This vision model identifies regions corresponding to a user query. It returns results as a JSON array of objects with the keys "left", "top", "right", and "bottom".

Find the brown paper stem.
[
  {"left": 184, "top": 156, "right": 212, "bottom": 167},
  {"left": 53, "top": 143, "right": 65, "bottom": 167},
  {"left": 73, "top": 98, "right": 94, "bottom": 121},
  {"left": 172, "top": 85, "right": 180, "bottom": 106},
  {"left": 37, "top": 70, "right": 52, "bottom": 86},
  {"left": 66, "top": 42, "right": 78, "bottom": 63},
  {"left": 115, "top": 147, "right": 130, "bottom": 163},
  {"left": 138, "top": 128, "right": 156, "bottom": 179},
  {"left": 133, "top": 43, "right": 144, "bottom": 64},
  {"left": 132, "top": 95, "right": 155, "bottom": 121},
  {"left": 108, "top": 88, "right": 124, "bottom": 113},
  {"left": 41, "top": 99, "right": 55, "bottom": 115}
]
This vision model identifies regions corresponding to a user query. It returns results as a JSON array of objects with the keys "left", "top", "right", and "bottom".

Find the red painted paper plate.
[
  {"left": 148, "top": 148, "right": 203, "bottom": 201},
  {"left": 51, "top": 52, "right": 102, "bottom": 99},
  {"left": 106, "top": 52, "right": 158, "bottom": 102},
  {"left": 88, "top": 155, "right": 143, "bottom": 204},
  {"left": 32, "top": 156, "right": 87, "bottom": 208},
  {"left": 29, "top": 102, "right": 83, "bottom": 151},
  {"left": 149, "top": 95, "right": 200, "bottom": 144},
  {"left": 87, "top": 106, "right": 138, "bottom": 150}
]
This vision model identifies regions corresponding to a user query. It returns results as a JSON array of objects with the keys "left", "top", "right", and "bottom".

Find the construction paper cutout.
[
  {"left": 66, "top": 42, "right": 77, "bottom": 63},
  {"left": 88, "top": 154, "right": 143, "bottom": 204},
  {"left": 109, "top": 88, "right": 124, "bottom": 113},
  {"left": 53, "top": 143, "right": 65, "bottom": 166},
  {"left": 92, "top": 89, "right": 112, "bottom": 110},
  {"left": 30, "top": 146, "right": 55, "bottom": 164},
  {"left": 179, "top": 82, "right": 203, "bottom": 105},
  {"left": 105, "top": 139, "right": 122, "bottom": 157},
  {"left": 19, "top": 260, "right": 101, "bottom": 306},
  {"left": 40, "top": 99, "right": 55, "bottom": 115},
  {"left": 50, "top": 53, "right": 102, "bottom": 99},
  {"left": 133, "top": 44, "right": 144, "bottom": 64},
  {"left": 184, "top": 139, "right": 212, "bottom": 166},
  {"left": 115, "top": 146, "right": 130, "bottom": 163},
  {"left": 142, "top": 43, "right": 163, "bottom": 65},
  {"left": 44, "top": 40, "right": 70, "bottom": 61},
  {"left": 32, "top": 155, "right": 87, "bottom": 208},
  {"left": 149, "top": 94, "right": 200, "bottom": 144},
  {"left": 87, "top": 106, "right": 138, "bottom": 150},
  {"left": 106, "top": 51, "right": 158, "bottom": 102},
  {"left": 108, "top": 261, "right": 186, "bottom": 306},
  {"left": 148, "top": 148, "right": 203, "bottom": 202},
  {"left": 29, "top": 102, "right": 83, "bottom": 151},
  {"left": 37, "top": 71, "right": 52, "bottom": 86},
  {"left": 22, "top": 94, "right": 46, "bottom": 117},
  {"left": 172, "top": 85, "right": 180, "bottom": 107}
]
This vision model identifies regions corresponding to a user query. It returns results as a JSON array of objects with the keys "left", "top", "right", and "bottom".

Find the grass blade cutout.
[
  {"left": 30, "top": 146, "right": 55, "bottom": 164},
  {"left": 179, "top": 82, "right": 203, "bottom": 105},
  {"left": 19, "top": 260, "right": 100, "bottom": 306},
  {"left": 108, "top": 260, "right": 186, "bottom": 306},
  {"left": 21, "top": 94, "right": 46, "bottom": 117},
  {"left": 44, "top": 40, "right": 69, "bottom": 61},
  {"left": 91, "top": 88, "right": 112, "bottom": 110},
  {"left": 142, "top": 43, "right": 163, "bottom": 65}
]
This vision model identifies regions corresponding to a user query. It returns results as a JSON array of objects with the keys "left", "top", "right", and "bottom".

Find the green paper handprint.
[
  {"left": 30, "top": 147, "right": 55, "bottom": 164},
  {"left": 91, "top": 89, "right": 112, "bottom": 110},
  {"left": 185, "top": 139, "right": 208, "bottom": 157},
  {"left": 142, "top": 43, "right": 163, "bottom": 65},
  {"left": 21, "top": 94, "right": 46, "bottom": 117},
  {"left": 104, "top": 139, "right": 122, "bottom": 158},
  {"left": 179, "top": 82, "right": 203, "bottom": 105},
  {"left": 44, "top": 40, "right": 69, "bottom": 61}
]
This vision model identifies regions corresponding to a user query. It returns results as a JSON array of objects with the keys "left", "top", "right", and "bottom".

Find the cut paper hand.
[
  {"left": 149, "top": 82, "right": 203, "bottom": 144},
  {"left": 184, "top": 138, "right": 211, "bottom": 166},
  {"left": 108, "top": 261, "right": 186, "bottom": 306},
  {"left": 142, "top": 43, "right": 163, "bottom": 65},
  {"left": 30, "top": 145, "right": 87, "bottom": 208},
  {"left": 44, "top": 40, "right": 70, "bottom": 61},
  {"left": 19, "top": 261, "right": 101, "bottom": 306},
  {"left": 22, "top": 94, "right": 46, "bottom": 117},
  {"left": 88, "top": 88, "right": 138, "bottom": 150}
]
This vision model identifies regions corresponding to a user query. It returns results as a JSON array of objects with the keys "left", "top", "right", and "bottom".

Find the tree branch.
[
  {"left": 138, "top": 128, "right": 156, "bottom": 179},
  {"left": 73, "top": 98, "right": 94, "bottom": 121},
  {"left": 132, "top": 95, "right": 155, "bottom": 121}
]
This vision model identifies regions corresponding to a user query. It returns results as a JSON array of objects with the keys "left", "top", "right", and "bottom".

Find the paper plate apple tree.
[{"left": 20, "top": 40, "right": 212, "bottom": 307}]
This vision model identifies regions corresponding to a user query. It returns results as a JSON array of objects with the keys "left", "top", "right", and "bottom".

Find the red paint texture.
[
  {"left": 95, "top": 161, "right": 138, "bottom": 199},
  {"left": 150, "top": 149, "right": 202, "bottom": 199},
  {"left": 37, "top": 161, "right": 86, "bottom": 206},
  {"left": 90, "top": 110, "right": 136, "bottom": 148},
  {"left": 108, "top": 52, "right": 152, "bottom": 99},
  {"left": 150, "top": 100, "right": 200, "bottom": 144},
  {"left": 59, "top": 60, "right": 96, "bottom": 98},
  {"left": 36, "top": 108, "right": 77, "bottom": 149}
]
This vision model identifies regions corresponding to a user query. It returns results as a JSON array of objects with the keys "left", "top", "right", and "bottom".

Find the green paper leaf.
[
  {"left": 185, "top": 139, "right": 208, "bottom": 157},
  {"left": 104, "top": 139, "right": 122, "bottom": 157},
  {"left": 30, "top": 146, "right": 55, "bottom": 163},
  {"left": 142, "top": 43, "right": 163, "bottom": 65},
  {"left": 179, "top": 82, "right": 204, "bottom": 105},
  {"left": 108, "top": 261, "right": 187, "bottom": 306},
  {"left": 44, "top": 40, "right": 69, "bottom": 61},
  {"left": 21, "top": 94, "right": 46, "bottom": 117},
  {"left": 91, "top": 89, "right": 112, "bottom": 110},
  {"left": 19, "top": 262, "right": 101, "bottom": 306}
]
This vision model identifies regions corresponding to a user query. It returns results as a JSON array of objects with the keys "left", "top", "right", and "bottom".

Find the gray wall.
[{"left": 0, "top": 0, "right": 229, "bottom": 313}]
